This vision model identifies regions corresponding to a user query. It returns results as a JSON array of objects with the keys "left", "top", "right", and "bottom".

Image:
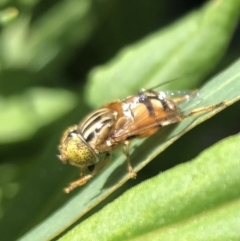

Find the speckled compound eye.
[
  {"left": 66, "top": 132, "right": 97, "bottom": 167},
  {"left": 59, "top": 126, "right": 98, "bottom": 168}
]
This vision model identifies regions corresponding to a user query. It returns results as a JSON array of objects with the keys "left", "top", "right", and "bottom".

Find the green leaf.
[
  {"left": 0, "top": 0, "right": 95, "bottom": 79},
  {"left": 59, "top": 134, "right": 240, "bottom": 241},
  {"left": 18, "top": 57, "right": 240, "bottom": 241},
  {"left": 86, "top": 0, "right": 240, "bottom": 106},
  {"left": 0, "top": 88, "right": 77, "bottom": 143}
]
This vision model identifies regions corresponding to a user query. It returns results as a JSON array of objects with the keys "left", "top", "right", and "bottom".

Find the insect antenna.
[
  {"left": 149, "top": 76, "right": 183, "bottom": 91},
  {"left": 144, "top": 73, "right": 194, "bottom": 92}
]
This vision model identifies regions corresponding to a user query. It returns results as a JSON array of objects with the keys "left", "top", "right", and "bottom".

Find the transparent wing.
[{"left": 161, "top": 90, "right": 202, "bottom": 115}]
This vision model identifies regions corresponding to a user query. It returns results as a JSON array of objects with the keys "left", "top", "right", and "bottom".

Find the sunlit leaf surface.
[{"left": 60, "top": 133, "right": 240, "bottom": 241}]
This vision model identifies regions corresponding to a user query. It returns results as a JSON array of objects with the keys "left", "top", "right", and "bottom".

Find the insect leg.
[
  {"left": 123, "top": 140, "right": 137, "bottom": 179},
  {"left": 64, "top": 153, "right": 111, "bottom": 193},
  {"left": 64, "top": 168, "right": 91, "bottom": 193},
  {"left": 178, "top": 101, "right": 226, "bottom": 121},
  {"left": 91, "top": 152, "right": 111, "bottom": 176}
]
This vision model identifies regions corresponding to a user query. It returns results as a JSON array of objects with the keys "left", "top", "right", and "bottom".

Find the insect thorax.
[{"left": 79, "top": 108, "right": 117, "bottom": 152}]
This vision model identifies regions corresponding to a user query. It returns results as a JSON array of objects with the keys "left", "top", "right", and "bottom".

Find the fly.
[{"left": 58, "top": 87, "right": 225, "bottom": 193}]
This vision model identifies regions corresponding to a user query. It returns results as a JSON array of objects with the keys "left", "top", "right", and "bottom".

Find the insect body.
[{"left": 59, "top": 88, "right": 224, "bottom": 193}]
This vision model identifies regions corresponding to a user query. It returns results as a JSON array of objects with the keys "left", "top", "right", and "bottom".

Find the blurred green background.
[{"left": 0, "top": 0, "right": 239, "bottom": 240}]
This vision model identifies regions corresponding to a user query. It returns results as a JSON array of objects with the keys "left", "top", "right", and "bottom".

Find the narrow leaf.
[{"left": 60, "top": 133, "right": 240, "bottom": 241}]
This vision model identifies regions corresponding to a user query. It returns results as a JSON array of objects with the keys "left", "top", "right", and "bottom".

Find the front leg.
[{"left": 64, "top": 153, "right": 111, "bottom": 193}]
